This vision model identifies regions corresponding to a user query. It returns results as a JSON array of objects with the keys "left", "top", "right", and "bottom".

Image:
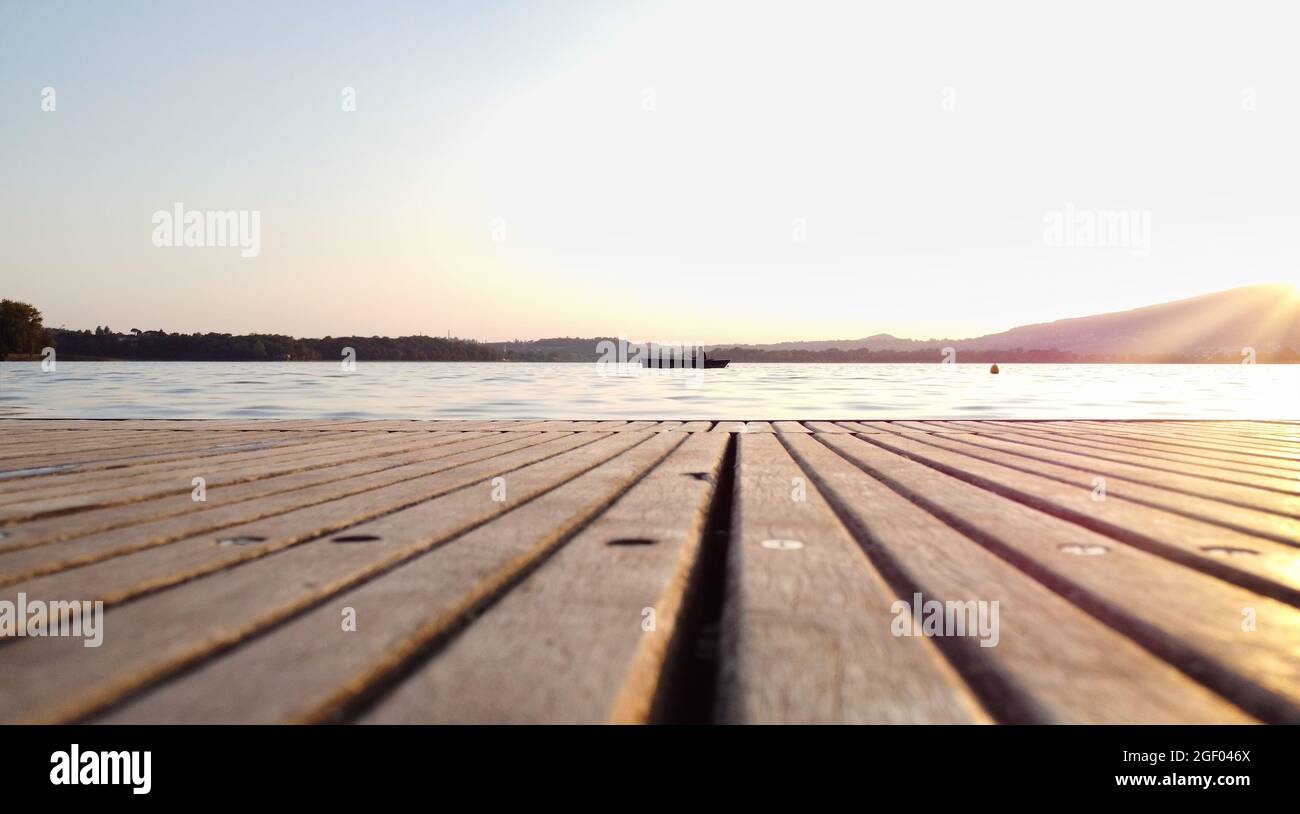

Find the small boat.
[{"left": 641, "top": 348, "right": 730, "bottom": 369}]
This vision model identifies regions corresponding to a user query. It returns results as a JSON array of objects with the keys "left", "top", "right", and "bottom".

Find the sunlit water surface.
[{"left": 0, "top": 362, "right": 1296, "bottom": 420}]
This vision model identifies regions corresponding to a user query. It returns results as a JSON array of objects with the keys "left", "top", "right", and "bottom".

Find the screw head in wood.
[
  {"left": 1059, "top": 543, "right": 1107, "bottom": 555},
  {"left": 760, "top": 539, "right": 804, "bottom": 550},
  {"left": 218, "top": 535, "right": 267, "bottom": 546}
]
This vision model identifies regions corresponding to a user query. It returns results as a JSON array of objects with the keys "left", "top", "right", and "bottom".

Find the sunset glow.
[{"left": 4, "top": 1, "right": 1298, "bottom": 342}]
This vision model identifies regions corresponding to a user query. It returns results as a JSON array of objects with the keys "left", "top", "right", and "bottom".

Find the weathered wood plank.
[
  {"left": 0, "top": 431, "right": 486, "bottom": 524},
  {"left": 801, "top": 421, "right": 851, "bottom": 433},
  {"left": 1157, "top": 421, "right": 1300, "bottom": 443},
  {"left": 2, "top": 433, "right": 664, "bottom": 724},
  {"left": 0, "top": 432, "right": 488, "bottom": 550},
  {"left": 0, "top": 430, "right": 383, "bottom": 505},
  {"left": 868, "top": 428, "right": 1300, "bottom": 545},
  {"left": 781, "top": 434, "right": 1251, "bottom": 723},
  {"left": 1108, "top": 425, "right": 1300, "bottom": 453},
  {"left": 969, "top": 424, "right": 1300, "bottom": 483},
  {"left": 857, "top": 433, "right": 1300, "bottom": 605},
  {"left": 676, "top": 421, "right": 713, "bottom": 433},
  {"left": 890, "top": 421, "right": 965, "bottom": 433},
  {"left": 358, "top": 432, "right": 730, "bottom": 723},
  {"left": 927, "top": 431, "right": 1300, "bottom": 519},
  {"left": 968, "top": 429, "right": 1300, "bottom": 495},
  {"left": 96, "top": 432, "right": 684, "bottom": 724},
  {"left": 0, "top": 419, "right": 1295, "bottom": 725},
  {"left": 0, "top": 419, "right": 327, "bottom": 432},
  {"left": 710, "top": 421, "right": 746, "bottom": 433},
  {"left": 0, "top": 429, "right": 249, "bottom": 459},
  {"left": 771, "top": 421, "right": 811, "bottom": 434},
  {"left": 0, "top": 430, "right": 349, "bottom": 478},
  {"left": 832, "top": 421, "right": 885, "bottom": 433},
  {"left": 718, "top": 433, "right": 987, "bottom": 723},
  {"left": 1059, "top": 422, "right": 1300, "bottom": 461},
  {"left": 821, "top": 433, "right": 1300, "bottom": 722},
  {"left": 1048, "top": 425, "right": 1300, "bottom": 474},
  {"left": 619, "top": 421, "right": 661, "bottom": 432},
  {"left": 0, "top": 432, "right": 555, "bottom": 588}
]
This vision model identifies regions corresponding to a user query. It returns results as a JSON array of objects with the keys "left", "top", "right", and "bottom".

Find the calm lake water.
[{"left": 0, "top": 362, "right": 1296, "bottom": 420}]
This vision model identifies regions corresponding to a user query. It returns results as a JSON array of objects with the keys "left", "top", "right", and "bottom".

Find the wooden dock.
[{"left": 1, "top": 418, "right": 1297, "bottom": 724}]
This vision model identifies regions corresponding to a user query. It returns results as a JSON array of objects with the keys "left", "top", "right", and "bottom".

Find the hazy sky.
[{"left": 2, "top": 0, "right": 1298, "bottom": 343}]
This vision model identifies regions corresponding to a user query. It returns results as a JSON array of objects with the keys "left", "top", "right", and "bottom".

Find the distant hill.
[
  {"left": 15, "top": 284, "right": 1298, "bottom": 363},
  {"left": 953, "top": 284, "right": 1300, "bottom": 356},
  {"left": 714, "top": 284, "right": 1300, "bottom": 359}
]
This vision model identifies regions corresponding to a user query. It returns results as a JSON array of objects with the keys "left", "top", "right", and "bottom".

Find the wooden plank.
[
  {"left": 915, "top": 420, "right": 1015, "bottom": 433},
  {"left": 0, "top": 432, "right": 554, "bottom": 588},
  {"left": 717, "top": 433, "right": 986, "bottom": 723},
  {"left": 0, "top": 429, "right": 380, "bottom": 504},
  {"left": 0, "top": 419, "right": 367, "bottom": 433},
  {"left": 818, "top": 432, "right": 1300, "bottom": 722},
  {"left": 847, "top": 421, "right": 906, "bottom": 432},
  {"left": 890, "top": 421, "right": 961, "bottom": 433},
  {"left": 1062, "top": 422, "right": 1300, "bottom": 460},
  {"left": 0, "top": 432, "right": 486, "bottom": 550},
  {"left": 585, "top": 420, "right": 633, "bottom": 431},
  {"left": 968, "top": 429, "right": 1300, "bottom": 495},
  {"left": 2, "top": 432, "right": 665, "bottom": 724},
  {"left": 0, "top": 428, "right": 239, "bottom": 458},
  {"left": 676, "top": 421, "right": 713, "bottom": 433},
  {"left": 619, "top": 421, "right": 661, "bottom": 432},
  {"left": 0, "top": 419, "right": 315, "bottom": 432},
  {"left": 1115, "top": 424, "right": 1300, "bottom": 453},
  {"left": 970, "top": 424, "right": 1300, "bottom": 483},
  {"left": 948, "top": 421, "right": 1072, "bottom": 432},
  {"left": 869, "top": 428, "right": 1300, "bottom": 545},
  {"left": 771, "top": 421, "right": 811, "bottom": 434},
  {"left": 410, "top": 420, "right": 517, "bottom": 431},
  {"left": 1051, "top": 424, "right": 1300, "bottom": 475},
  {"left": 780, "top": 433, "right": 1251, "bottom": 723},
  {"left": 931, "top": 430, "right": 1300, "bottom": 518},
  {"left": 856, "top": 432, "right": 1300, "bottom": 605},
  {"left": 0, "top": 431, "right": 484, "bottom": 523},
  {"left": 96, "top": 432, "right": 685, "bottom": 724},
  {"left": 358, "top": 432, "right": 730, "bottom": 723},
  {"left": 0, "top": 434, "right": 604, "bottom": 614},
  {"left": 507, "top": 421, "right": 630, "bottom": 432},
  {"left": 802, "top": 421, "right": 851, "bottom": 433},
  {"left": 507, "top": 421, "right": 586, "bottom": 431},
  {"left": 0, "top": 418, "right": 1294, "bottom": 725},
  {"left": 1159, "top": 421, "right": 1300, "bottom": 443},
  {"left": 849, "top": 421, "right": 933, "bottom": 434},
  {"left": 0, "top": 430, "right": 340, "bottom": 476},
  {"left": 265, "top": 420, "right": 478, "bottom": 432},
  {"left": 833, "top": 421, "right": 885, "bottom": 433}
]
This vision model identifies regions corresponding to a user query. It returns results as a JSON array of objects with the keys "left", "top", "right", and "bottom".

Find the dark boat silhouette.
[{"left": 641, "top": 348, "right": 730, "bottom": 368}]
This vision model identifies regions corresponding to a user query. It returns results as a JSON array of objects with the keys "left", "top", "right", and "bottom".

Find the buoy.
[{"left": 989, "top": 364, "right": 1000, "bottom": 374}]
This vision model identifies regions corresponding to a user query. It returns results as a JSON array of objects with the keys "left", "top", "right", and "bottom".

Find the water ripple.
[{"left": 0, "top": 361, "right": 1295, "bottom": 420}]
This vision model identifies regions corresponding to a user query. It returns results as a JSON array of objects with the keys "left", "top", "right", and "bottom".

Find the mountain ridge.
[{"left": 707, "top": 283, "right": 1300, "bottom": 356}]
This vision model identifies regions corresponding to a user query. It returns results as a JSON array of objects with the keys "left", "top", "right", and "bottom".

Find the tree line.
[
  {"left": 49, "top": 328, "right": 505, "bottom": 361},
  {"left": 0, "top": 300, "right": 54, "bottom": 358},
  {"left": 1, "top": 299, "right": 509, "bottom": 361},
  {"left": 4, "top": 298, "right": 1297, "bottom": 362}
]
